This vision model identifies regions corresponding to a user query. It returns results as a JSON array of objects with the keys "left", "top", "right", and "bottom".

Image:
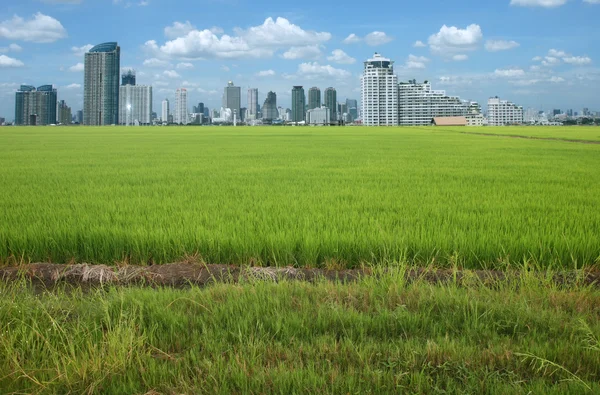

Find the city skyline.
[{"left": 0, "top": 0, "right": 599, "bottom": 121}]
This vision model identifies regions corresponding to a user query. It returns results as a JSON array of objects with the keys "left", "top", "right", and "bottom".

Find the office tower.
[
  {"left": 262, "top": 91, "right": 278, "bottom": 121},
  {"left": 58, "top": 100, "right": 72, "bottom": 125},
  {"left": 240, "top": 107, "right": 246, "bottom": 122},
  {"left": 84, "top": 42, "right": 120, "bottom": 125},
  {"left": 203, "top": 107, "right": 209, "bottom": 117},
  {"left": 346, "top": 98, "right": 358, "bottom": 121},
  {"left": 291, "top": 86, "right": 306, "bottom": 123},
  {"left": 487, "top": 97, "right": 524, "bottom": 126},
  {"left": 15, "top": 84, "right": 57, "bottom": 126},
  {"left": 223, "top": 81, "right": 241, "bottom": 120},
  {"left": 247, "top": 88, "right": 258, "bottom": 118},
  {"left": 118, "top": 85, "right": 153, "bottom": 125},
  {"left": 121, "top": 69, "right": 136, "bottom": 86},
  {"left": 361, "top": 52, "right": 398, "bottom": 126},
  {"left": 175, "top": 88, "right": 188, "bottom": 125},
  {"left": 162, "top": 99, "right": 169, "bottom": 123},
  {"left": 324, "top": 87, "right": 337, "bottom": 123},
  {"left": 308, "top": 87, "right": 321, "bottom": 110},
  {"left": 193, "top": 102, "right": 204, "bottom": 115},
  {"left": 0, "top": 117, "right": 5, "bottom": 125},
  {"left": 76, "top": 110, "right": 83, "bottom": 124}
]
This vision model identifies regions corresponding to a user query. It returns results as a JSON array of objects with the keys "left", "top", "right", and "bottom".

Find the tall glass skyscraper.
[
  {"left": 262, "top": 91, "right": 278, "bottom": 122},
  {"left": 308, "top": 87, "right": 321, "bottom": 110},
  {"left": 121, "top": 69, "right": 136, "bottom": 86},
  {"left": 324, "top": 87, "right": 337, "bottom": 122},
  {"left": 291, "top": 86, "right": 305, "bottom": 123},
  {"left": 84, "top": 42, "right": 120, "bottom": 125},
  {"left": 247, "top": 88, "right": 258, "bottom": 119},
  {"left": 15, "top": 84, "right": 57, "bottom": 126}
]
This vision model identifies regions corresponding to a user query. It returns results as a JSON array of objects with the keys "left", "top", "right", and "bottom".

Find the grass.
[
  {"left": 1, "top": 126, "right": 599, "bottom": 268},
  {"left": 452, "top": 125, "right": 600, "bottom": 142},
  {"left": 1, "top": 267, "right": 599, "bottom": 393}
]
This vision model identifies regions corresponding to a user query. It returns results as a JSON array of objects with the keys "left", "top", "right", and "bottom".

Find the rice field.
[
  {"left": 454, "top": 125, "right": 600, "bottom": 142},
  {"left": 1, "top": 125, "right": 599, "bottom": 268}
]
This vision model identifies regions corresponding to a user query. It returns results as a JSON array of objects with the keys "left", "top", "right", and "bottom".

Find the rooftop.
[{"left": 89, "top": 42, "right": 119, "bottom": 53}]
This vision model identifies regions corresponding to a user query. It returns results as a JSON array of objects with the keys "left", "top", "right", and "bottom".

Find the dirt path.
[
  {"left": 459, "top": 131, "right": 600, "bottom": 145},
  {"left": 1, "top": 263, "right": 599, "bottom": 289}
]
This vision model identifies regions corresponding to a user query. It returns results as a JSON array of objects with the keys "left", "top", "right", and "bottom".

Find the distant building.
[
  {"left": 361, "top": 53, "right": 398, "bottom": 126},
  {"left": 346, "top": 99, "right": 358, "bottom": 121},
  {"left": 487, "top": 97, "right": 523, "bottom": 126},
  {"left": 306, "top": 106, "right": 331, "bottom": 125},
  {"left": 262, "top": 91, "right": 278, "bottom": 121},
  {"left": 118, "top": 85, "right": 152, "bottom": 125},
  {"left": 323, "top": 87, "right": 337, "bottom": 123},
  {"left": 15, "top": 84, "right": 57, "bottom": 126},
  {"left": 162, "top": 99, "right": 169, "bottom": 123},
  {"left": 223, "top": 81, "right": 241, "bottom": 121},
  {"left": 0, "top": 117, "right": 5, "bottom": 125},
  {"left": 121, "top": 69, "right": 136, "bottom": 86},
  {"left": 76, "top": 110, "right": 83, "bottom": 124},
  {"left": 175, "top": 88, "right": 188, "bottom": 125},
  {"left": 84, "top": 42, "right": 120, "bottom": 125},
  {"left": 308, "top": 87, "right": 321, "bottom": 110},
  {"left": 431, "top": 116, "right": 467, "bottom": 126},
  {"left": 291, "top": 86, "right": 306, "bottom": 123},
  {"left": 239, "top": 107, "right": 246, "bottom": 122},
  {"left": 247, "top": 88, "right": 258, "bottom": 119},
  {"left": 58, "top": 100, "right": 72, "bottom": 125}
]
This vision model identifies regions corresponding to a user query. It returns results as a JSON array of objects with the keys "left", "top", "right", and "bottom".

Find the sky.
[{"left": 0, "top": 0, "right": 599, "bottom": 120}]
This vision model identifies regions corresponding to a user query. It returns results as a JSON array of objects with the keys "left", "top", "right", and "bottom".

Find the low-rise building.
[
  {"left": 487, "top": 97, "right": 523, "bottom": 126},
  {"left": 306, "top": 106, "right": 331, "bottom": 125}
]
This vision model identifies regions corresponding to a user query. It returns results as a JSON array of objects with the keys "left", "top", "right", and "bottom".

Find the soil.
[{"left": 1, "top": 263, "right": 599, "bottom": 289}]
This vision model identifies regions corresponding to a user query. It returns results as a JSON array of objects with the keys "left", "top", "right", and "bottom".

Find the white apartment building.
[
  {"left": 361, "top": 53, "right": 398, "bottom": 126},
  {"left": 306, "top": 106, "right": 331, "bottom": 125},
  {"left": 175, "top": 88, "right": 188, "bottom": 125},
  {"left": 487, "top": 97, "right": 524, "bottom": 126},
  {"left": 398, "top": 81, "right": 472, "bottom": 126},
  {"left": 118, "top": 85, "right": 152, "bottom": 125},
  {"left": 161, "top": 99, "right": 169, "bottom": 123}
]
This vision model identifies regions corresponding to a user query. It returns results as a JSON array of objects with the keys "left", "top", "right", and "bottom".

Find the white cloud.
[
  {"left": 563, "top": 56, "right": 592, "bottom": 65},
  {"left": 542, "top": 56, "right": 560, "bottom": 66},
  {"left": 71, "top": 44, "right": 93, "bottom": 57},
  {"left": 548, "top": 49, "right": 567, "bottom": 57},
  {"left": 163, "top": 70, "right": 180, "bottom": 78},
  {"left": 143, "top": 57, "right": 171, "bottom": 67},
  {"left": 65, "top": 83, "right": 81, "bottom": 89},
  {"left": 452, "top": 54, "right": 468, "bottom": 61},
  {"left": 428, "top": 24, "right": 483, "bottom": 56},
  {"left": 0, "top": 54, "right": 24, "bottom": 68},
  {"left": 532, "top": 56, "right": 542, "bottom": 61},
  {"left": 256, "top": 69, "right": 276, "bottom": 77},
  {"left": 403, "top": 54, "right": 430, "bottom": 69},
  {"left": 221, "top": 65, "right": 230, "bottom": 71},
  {"left": 240, "top": 17, "right": 331, "bottom": 47},
  {"left": 165, "top": 21, "right": 196, "bottom": 39},
  {"left": 0, "top": 43, "right": 22, "bottom": 53},
  {"left": 549, "top": 76, "right": 565, "bottom": 82},
  {"left": 282, "top": 45, "right": 322, "bottom": 60},
  {"left": 297, "top": 62, "right": 351, "bottom": 79},
  {"left": 138, "top": 1, "right": 149, "bottom": 5},
  {"left": 485, "top": 40, "right": 520, "bottom": 52},
  {"left": 364, "top": 31, "right": 393, "bottom": 46},
  {"left": 0, "top": 13, "right": 67, "bottom": 43},
  {"left": 327, "top": 49, "right": 355, "bottom": 64},
  {"left": 494, "top": 68, "right": 526, "bottom": 77},
  {"left": 176, "top": 62, "right": 194, "bottom": 69},
  {"left": 413, "top": 40, "right": 426, "bottom": 48},
  {"left": 69, "top": 62, "right": 84, "bottom": 72},
  {"left": 510, "top": 0, "right": 567, "bottom": 7},
  {"left": 342, "top": 33, "right": 361, "bottom": 44}
]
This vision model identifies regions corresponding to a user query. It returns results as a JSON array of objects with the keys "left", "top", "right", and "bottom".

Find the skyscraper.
[
  {"left": 262, "top": 91, "right": 278, "bottom": 121},
  {"left": 121, "top": 69, "right": 136, "bottom": 86},
  {"left": 76, "top": 110, "right": 83, "bottom": 124},
  {"left": 118, "top": 85, "right": 153, "bottom": 125},
  {"left": 308, "top": 87, "right": 321, "bottom": 110},
  {"left": 162, "top": 99, "right": 169, "bottom": 123},
  {"left": 291, "top": 86, "right": 306, "bottom": 123},
  {"left": 346, "top": 98, "right": 358, "bottom": 121},
  {"left": 361, "top": 53, "right": 398, "bottom": 126},
  {"left": 324, "top": 87, "right": 337, "bottom": 123},
  {"left": 247, "top": 88, "right": 258, "bottom": 118},
  {"left": 14, "top": 84, "right": 57, "bottom": 126},
  {"left": 223, "top": 81, "right": 241, "bottom": 120},
  {"left": 58, "top": 100, "right": 72, "bottom": 125},
  {"left": 175, "top": 88, "right": 188, "bottom": 125},
  {"left": 84, "top": 42, "right": 120, "bottom": 125}
]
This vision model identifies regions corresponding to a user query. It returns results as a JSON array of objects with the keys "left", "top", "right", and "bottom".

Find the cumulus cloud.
[
  {"left": 0, "top": 43, "right": 22, "bottom": 53},
  {"left": 65, "top": 83, "right": 81, "bottom": 89},
  {"left": 510, "top": 0, "right": 567, "bottom": 7},
  {"left": 403, "top": 54, "right": 430, "bottom": 69},
  {"left": 342, "top": 33, "right": 361, "bottom": 44},
  {"left": 163, "top": 70, "right": 180, "bottom": 78},
  {"left": 485, "top": 40, "right": 520, "bottom": 52},
  {"left": 143, "top": 57, "right": 171, "bottom": 67},
  {"left": 176, "top": 62, "right": 194, "bottom": 69},
  {"left": 256, "top": 69, "right": 275, "bottom": 77},
  {"left": 71, "top": 44, "right": 93, "bottom": 57},
  {"left": 282, "top": 45, "right": 322, "bottom": 60},
  {"left": 69, "top": 62, "right": 84, "bottom": 72},
  {"left": 0, "top": 13, "right": 67, "bottom": 43},
  {"left": 327, "top": 49, "right": 356, "bottom": 64},
  {"left": 563, "top": 56, "right": 592, "bottom": 65},
  {"left": 0, "top": 54, "right": 24, "bottom": 68},
  {"left": 413, "top": 40, "right": 426, "bottom": 48},
  {"left": 165, "top": 21, "right": 196, "bottom": 39},
  {"left": 428, "top": 24, "right": 482, "bottom": 56},
  {"left": 549, "top": 76, "right": 565, "bottom": 82},
  {"left": 297, "top": 62, "right": 351, "bottom": 79},
  {"left": 494, "top": 68, "right": 526, "bottom": 77},
  {"left": 341, "top": 32, "right": 393, "bottom": 46},
  {"left": 533, "top": 49, "right": 593, "bottom": 67},
  {"left": 452, "top": 54, "right": 468, "bottom": 61}
]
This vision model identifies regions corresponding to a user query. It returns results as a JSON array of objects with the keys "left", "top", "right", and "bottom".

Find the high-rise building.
[
  {"left": 361, "top": 53, "right": 398, "bottom": 126},
  {"left": 291, "top": 86, "right": 306, "bottom": 123},
  {"left": 346, "top": 99, "right": 358, "bottom": 121},
  {"left": 76, "top": 110, "right": 83, "bottom": 124},
  {"left": 84, "top": 42, "right": 120, "bottom": 125},
  {"left": 175, "top": 88, "right": 188, "bottom": 125},
  {"left": 306, "top": 107, "right": 330, "bottom": 125},
  {"left": 162, "top": 99, "right": 169, "bottom": 123},
  {"left": 223, "top": 81, "right": 241, "bottom": 120},
  {"left": 118, "top": 85, "right": 153, "bottom": 125},
  {"left": 15, "top": 84, "right": 57, "bottom": 126},
  {"left": 262, "top": 91, "right": 278, "bottom": 121},
  {"left": 324, "top": 87, "right": 337, "bottom": 123},
  {"left": 247, "top": 88, "right": 258, "bottom": 118},
  {"left": 121, "top": 69, "right": 136, "bottom": 86},
  {"left": 487, "top": 97, "right": 523, "bottom": 126},
  {"left": 398, "top": 80, "right": 472, "bottom": 125},
  {"left": 58, "top": 100, "right": 72, "bottom": 125},
  {"left": 308, "top": 87, "right": 321, "bottom": 110}
]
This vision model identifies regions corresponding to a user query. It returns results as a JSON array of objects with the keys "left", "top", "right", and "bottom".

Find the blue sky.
[{"left": 0, "top": 0, "right": 599, "bottom": 120}]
